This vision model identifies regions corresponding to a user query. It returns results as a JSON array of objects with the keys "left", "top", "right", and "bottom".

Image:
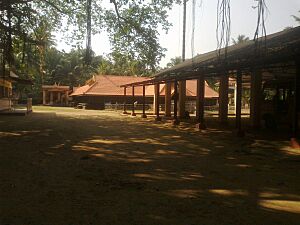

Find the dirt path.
[{"left": 1, "top": 106, "right": 300, "bottom": 225}]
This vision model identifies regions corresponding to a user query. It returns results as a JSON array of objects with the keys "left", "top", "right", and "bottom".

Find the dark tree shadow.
[{"left": 0, "top": 109, "right": 299, "bottom": 225}]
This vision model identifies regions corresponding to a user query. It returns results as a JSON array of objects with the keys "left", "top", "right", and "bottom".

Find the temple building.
[{"left": 42, "top": 84, "right": 70, "bottom": 106}]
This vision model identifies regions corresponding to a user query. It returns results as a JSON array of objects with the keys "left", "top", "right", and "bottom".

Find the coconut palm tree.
[
  {"left": 231, "top": 35, "right": 250, "bottom": 45},
  {"left": 292, "top": 10, "right": 300, "bottom": 24},
  {"left": 166, "top": 56, "right": 182, "bottom": 68}
]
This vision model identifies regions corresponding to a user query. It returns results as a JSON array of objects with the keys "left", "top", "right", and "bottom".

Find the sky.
[{"left": 55, "top": 0, "right": 300, "bottom": 67}]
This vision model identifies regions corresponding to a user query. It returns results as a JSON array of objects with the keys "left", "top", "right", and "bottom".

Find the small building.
[
  {"left": 42, "top": 84, "right": 70, "bottom": 106},
  {"left": 1, "top": 70, "right": 32, "bottom": 112},
  {"left": 0, "top": 75, "right": 13, "bottom": 111}
]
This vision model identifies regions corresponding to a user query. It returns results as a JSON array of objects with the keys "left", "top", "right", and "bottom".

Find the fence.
[{"left": 104, "top": 102, "right": 249, "bottom": 115}]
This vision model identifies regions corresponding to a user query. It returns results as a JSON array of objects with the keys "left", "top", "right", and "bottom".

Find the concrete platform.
[{"left": 0, "top": 109, "right": 28, "bottom": 116}]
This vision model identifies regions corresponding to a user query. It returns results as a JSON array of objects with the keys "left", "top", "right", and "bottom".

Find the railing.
[
  {"left": 104, "top": 102, "right": 250, "bottom": 115},
  {"left": 105, "top": 103, "right": 151, "bottom": 111}
]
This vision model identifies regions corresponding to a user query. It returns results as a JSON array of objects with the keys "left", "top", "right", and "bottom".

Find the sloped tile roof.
[
  {"left": 71, "top": 75, "right": 150, "bottom": 96},
  {"left": 145, "top": 80, "right": 218, "bottom": 98},
  {"left": 185, "top": 80, "right": 219, "bottom": 98},
  {"left": 71, "top": 75, "right": 218, "bottom": 98}
]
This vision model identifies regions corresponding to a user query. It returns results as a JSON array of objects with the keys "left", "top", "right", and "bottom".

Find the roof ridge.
[
  {"left": 102, "top": 75, "right": 120, "bottom": 88},
  {"left": 83, "top": 81, "right": 98, "bottom": 95},
  {"left": 95, "top": 74, "right": 138, "bottom": 78}
]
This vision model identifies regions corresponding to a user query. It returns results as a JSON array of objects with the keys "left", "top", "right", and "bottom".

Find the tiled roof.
[
  {"left": 71, "top": 75, "right": 218, "bottom": 98},
  {"left": 145, "top": 80, "right": 218, "bottom": 98},
  {"left": 71, "top": 75, "right": 150, "bottom": 96},
  {"left": 70, "top": 84, "right": 94, "bottom": 96},
  {"left": 184, "top": 80, "right": 219, "bottom": 98}
]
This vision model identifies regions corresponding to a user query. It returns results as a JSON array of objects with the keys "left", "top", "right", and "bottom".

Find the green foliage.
[
  {"left": 44, "top": 48, "right": 102, "bottom": 86},
  {"left": 292, "top": 10, "right": 300, "bottom": 24},
  {"left": 1, "top": 0, "right": 181, "bottom": 85},
  {"left": 166, "top": 56, "right": 182, "bottom": 68},
  {"left": 98, "top": 52, "right": 153, "bottom": 76},
  {"left": 103, "top": 0, "right": 181, "bottom": 73}
]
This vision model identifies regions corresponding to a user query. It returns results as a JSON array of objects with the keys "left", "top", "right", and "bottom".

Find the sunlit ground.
[{"left": 0, "top": 106, "right": 299, "bottom": 225}]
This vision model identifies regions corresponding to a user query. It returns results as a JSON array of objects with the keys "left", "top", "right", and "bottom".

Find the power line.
[{"left": 182, "top": 0, "right": 187, "bottom": 62}]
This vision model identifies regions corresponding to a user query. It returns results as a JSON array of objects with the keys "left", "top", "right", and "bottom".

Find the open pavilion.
[
  {"left": 42, "top": 83, "right": 70, "bottom": 106},
  {"left": 121, "top": 26, "right": 300, "bottom": 142}
]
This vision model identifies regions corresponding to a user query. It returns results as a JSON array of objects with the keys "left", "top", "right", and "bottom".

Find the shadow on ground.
[{"left": 0, "top": 107, "right": 299, "bottom": 225}]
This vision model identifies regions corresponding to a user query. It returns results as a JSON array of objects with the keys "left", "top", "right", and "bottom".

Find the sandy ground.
[{"left": 0, "top": 106, "right": 300, "bottom": 225}]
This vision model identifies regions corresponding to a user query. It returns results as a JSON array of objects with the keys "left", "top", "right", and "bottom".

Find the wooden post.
[
  {"left": 196, "top": 76, "right": 206, "bottom": 129},
  {"left": 141, "top": 85, "right": 147, "bottom": 118},
  {"left": 219, "top": 74, "right": 229, "bottom": 124},
  {"left": 43, "top": 90, "right": 46, "bottom": 105},
  {"left": 234, "top": 79, "right": 237, "bottom": 114},
  {"left": 50, "top": 92, "right": 53, "bottom": 105},
  {"left": 153, "top": 85, "right": 156, "bottom": 115},
  {"left": 131, "top": 86, "right": 136, "bottom": 116},
  {"left": 154, "top": 83, "right": 161, "bottom": 121},
  {"left": 291, "top": 59, "right": 300, "bottom": 147},
  {"left": 250, "top": 69, "right": 262, "bottom": 129},
  {"left": 65, "top": 90, "right": 69, "bottom": 106},
  {"left": 236, "top": 71, "right": 244, "bottom": 136},
  {"left": 123, "top": 87, "right": 128, "bottom": 114},
  {"left": 57, "top": 92, "right": 61, "bottom": 104},
  {"left": 178, "top": 80, "right": 186, "bottom": 119},
  {"left": 173, "top": 80, "right": 180, "bottom": 125},
  {"left": 165, "top": 82, "right": 171, "bottom": 117}
]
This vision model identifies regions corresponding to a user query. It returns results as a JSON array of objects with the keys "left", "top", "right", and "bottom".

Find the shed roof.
[
  {"left": 0, "top": 70, "right": 33, "bottom": 85},
  {"left": 155, "top": 26, "right": 300, "bottom": 80},
  {"left": 42, "top": 84, "right": 70, "bottom": 91},
  {"left": 121, "top": 26, "right": 300, "bottom": 87}
]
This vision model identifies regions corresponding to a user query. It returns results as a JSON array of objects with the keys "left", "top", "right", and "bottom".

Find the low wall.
[{"left": 0, "top": 98, "right": 11, "bottom": 111}]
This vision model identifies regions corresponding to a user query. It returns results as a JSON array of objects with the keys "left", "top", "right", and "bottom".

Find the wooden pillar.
[
  {"left": 234, "top": 79, "right": 237, "bottom": 114},
  {"left": 178, "top": 80, "right": 186, "bottom": 119},
  {"left": 173, "top": 80, "right": 180, "bottom": 125},
  {"left": 165, "top": 82, "right": 171, "bottom": 117},
  {"left": 65, "top": 90, "right": 69, "bottom": 106},
  {"left": 50, "top": 92, "right": 54, "bottom": 105},
  {"left": 292, "top": 60, "right": 300, "bottom": 139},
  {"left": 141, "top": 85, "right": 147, "bottom": 118},
  {"left": 196, "top": 76, "right": 206, "bottom": 129},
  {"left": 153, "top": 85, "right": 156, "bottom": 115},
  {"left": 123, "top": 87, "right": 128, "bottom": 114},
  {"left": 219, "top": 74, "right": 229, "bottom": 124},
  {"left": 250, "top": 70, "right": 262, "bottom": 128},
  {"left": 131, "top": 86, "right": 136, "bottom": 116},
  {"left": 43, "top": 90, "right": 46, "bottom": 105},
  {"left": 154, "top": 83, "right": 161, "bottom": 121},
  {"left": 236, "top": 71, "right": 244, "bottom": 136},
  {"left": 57, "top": 92, "right": 61, "bottom": 104}
]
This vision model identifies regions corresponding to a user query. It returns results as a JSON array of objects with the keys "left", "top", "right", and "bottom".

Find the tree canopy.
[
  {"left": 0, "top": 0, "right": 180, "bottom": 76},
  {"left": 292, "top": 10, "right": 300, "bottom": 24},
  {"left": 0, "top": 0, "right": 182, "bottom": 102}
]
